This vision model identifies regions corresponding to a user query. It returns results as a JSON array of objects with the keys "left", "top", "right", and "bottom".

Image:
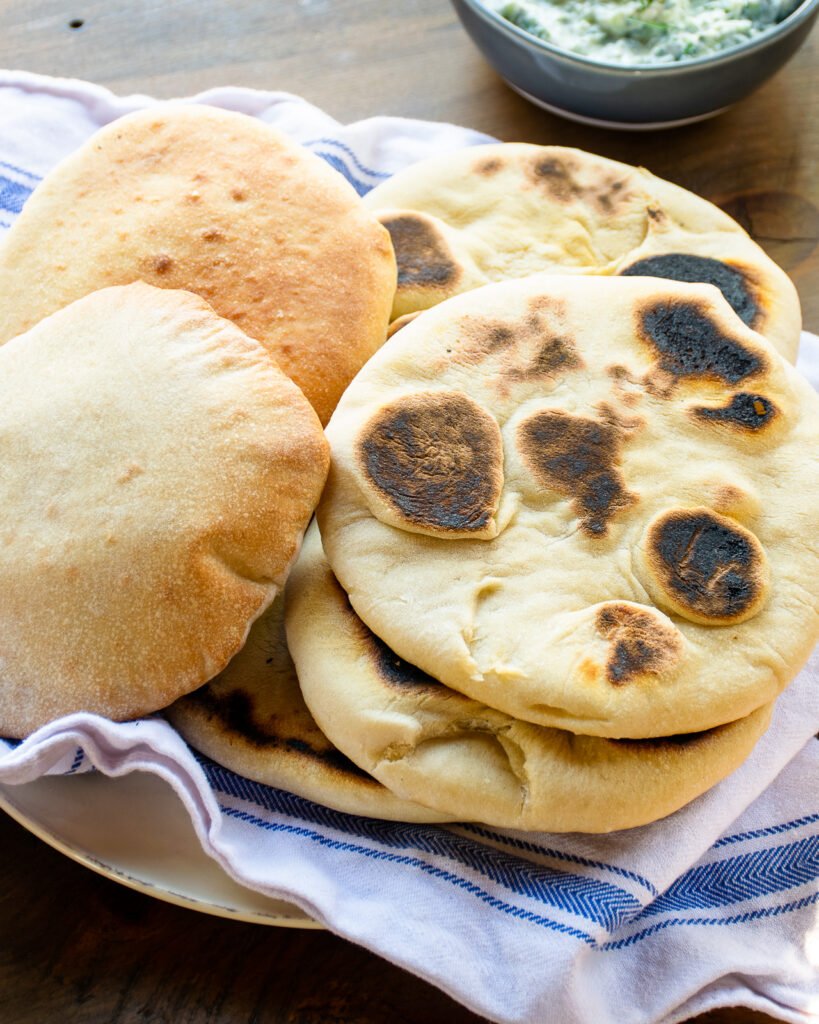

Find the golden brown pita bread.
[
  {"left": 0, "top": 282, "right": 328, "bottom": 738},
  {"left": 286, "top": 525, "right": 773, "bottom": 833},
  {"left": 364, "top": 144, "right": 801, "bottom": 362},
  {"left": 0, "top": 104, "right": 396, "bottom": 424},
  {"left": 317, "top": 274, "right": 819, "bottom": 739},
  {"left": 167, "top": 592, "right": 450, "bottom": 822}
]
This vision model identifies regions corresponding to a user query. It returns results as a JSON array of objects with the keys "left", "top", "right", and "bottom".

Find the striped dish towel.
[{"left": 0, "top": 71, "right": 817, "bottom": 1024}]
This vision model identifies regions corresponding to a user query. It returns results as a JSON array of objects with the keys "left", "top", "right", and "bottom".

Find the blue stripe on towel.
[
  {"left": 204, "top": 758, "right": 641, "bottom": 931},
  {"left": 304, "top": 138, "right": 391, "bottom": 181},
  {"left": 204, "top": 755, "right": 819, "bottom": 941},
  {"left": 0, "top": 159, "right": 40, "bottom": 181},
  {"left": 640, "top": 833, "right": 819, "bottom": 917},
  {"left": 713, "top": 812, "right": 819, "bottom": 848},
  {"left": 599, "top": 889, "right": 819, "bottom": 951},
  {"left": 457, "top": 824, "right": 658, "bottom": 897},
  {"left": 221, "top": 804, "right": 596, "bottom": 945},
  {"left": 311, "top": 151, "right": 372, "bottom": 195},
  {"left": 0, "top": 174, "right": 33, "bottom": 215}
]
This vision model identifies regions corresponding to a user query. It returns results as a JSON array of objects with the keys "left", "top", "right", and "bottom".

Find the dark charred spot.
[
  {"left": 517, "top": 411, "right": 635, "bottom": 536},
  {"left": 380, "top": 213, "right": 459, "bottom": 289},
  {"left": 594, "top": 177, "right": 631, "bottom": 214},
  {"left": 693, "top": 393, "right": 778, "bottom": 431},
  {"left": 359, "top": 392, "right": 503, "bottom": 534},
  {"left": 532, "top": 156, "right": 580, "bottom": 201},
  {"left": 366, "top": 630, "right": 442, "bottom": 690},
  {"left": 531, "top": 155, "right": 632, "bottom": 213},
  {"left": 622, "top": 254, "right": 760, "bottom": 329},
  {"left": 509, "top": 333, "right": 581, "bottom": 381},
  {"left": 455, "top": 316, "right": 519, "bottom": 363},
  {"left": 609, "top": 726, "right": 723, "bottom": 750},
  {"left": 342, "top": 590, "right": 441, "bottom": 689},
  {"left": 151, "top": 254, "right": 174, "bottom": 274},
  {"left": 646, "top": 508, "right": 766, "bottom": 623},
  {"left": 487, "top": 324, "right": 516, "bottom": 350},
  {"left": 596, "top": 604, "right": 682, "bottom": 685},
  {"left": 457, "top": 299, "right": 580, "bottom": 379},
  {"left": 185, "top": 688, "right": 374, "bottom": 781},
  {"left": 638, "top": 300, "right": 763, "bottom": 384},
  {"left": 475, "top": 157, "right": 503, "bottom": 176}
]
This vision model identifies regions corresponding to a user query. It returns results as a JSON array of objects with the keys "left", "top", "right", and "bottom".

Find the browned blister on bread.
[
  {"left": 364, "top": 144, "right": 801, "bottom": 362},
  {"left": 285, "top": 525, "right": 774, "bottom": 833},
  {"left": 317, "top": 275, "right": 819, "bottom": 739}
]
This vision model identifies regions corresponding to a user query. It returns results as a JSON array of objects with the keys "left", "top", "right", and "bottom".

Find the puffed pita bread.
[
  {"left": 167, "top": 593, "right": 450, "bottom": 822},
  {"left": 318, "top": 275, "right": 819, "bottom": 739},
  {"left": 286, "top": 526, "right": 773, "bottom": 833},
  {"left": 0, "top": 104, "right": 396, "bottom": 424},
  {"left": 0, "top": 282, "right": 328, "bottom": 738},
  {"left": 364, "top": 144, "right": 801, "bottom": 362}
]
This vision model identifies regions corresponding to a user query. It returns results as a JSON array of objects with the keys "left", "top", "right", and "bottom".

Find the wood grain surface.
[{"left": 0, "top": 3, "right": 817, "bottom": 1023}]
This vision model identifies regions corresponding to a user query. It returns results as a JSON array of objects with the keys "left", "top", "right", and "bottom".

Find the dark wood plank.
[{"left": 0, "top": 811, "right": 485, "bottom": 1024}]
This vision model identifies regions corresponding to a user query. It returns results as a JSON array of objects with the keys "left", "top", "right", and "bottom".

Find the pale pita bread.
[
  {"left": 167, "top": 592, "right": 451, "bottom": 822},
  {"left": 286, "top": 525, "right": 773, "bottom": 833},
  {"left": 0, "top": 283, "right": 328, "bottom": 738},
  {"left": 0, "top": 104, "right": 396, "bottom": 424},
  {"left": 317, "top": 275, "right": 819, "bottom": 739},
  {"left": 364, "top": 144, "right": 801, "bottom": 362}
]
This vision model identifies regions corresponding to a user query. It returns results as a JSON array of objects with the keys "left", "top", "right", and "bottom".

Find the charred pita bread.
[
  {"left": 167, "top": 592, "right": 451, "bottom": 822},
  {"left": 0, "top": 282, "right": 328, "bottom": 738},
  {"left": 317, "top": 274, "right": 819, "bottom": 739},
  {"left": 286, "top": 525, "right": 773, "bottom": 833},
  {"left": 0, "top": 104, "right": 396, "bottom": 424},
  {"left": 364, "top": 144, "right": 801, "bottom": 362}
]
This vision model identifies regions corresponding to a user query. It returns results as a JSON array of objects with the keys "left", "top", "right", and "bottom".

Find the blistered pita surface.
[
  {"left": 287, "top": 526, "right": 773, "bottom": 832},
  {"left": 318, "top": 275, "right": 819, "bottom": 738},
  {"left": 364, "top": 144, "right": 801, "bottom": 362}
]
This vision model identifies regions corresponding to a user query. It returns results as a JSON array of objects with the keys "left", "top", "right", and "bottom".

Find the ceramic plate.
[{"left": 0, "top": 770, "right": 320, "bottom": 927}]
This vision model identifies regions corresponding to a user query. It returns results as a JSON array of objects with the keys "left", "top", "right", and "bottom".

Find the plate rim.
[{"left": 0, "top": 773, "right": 324, "bottom": 929}]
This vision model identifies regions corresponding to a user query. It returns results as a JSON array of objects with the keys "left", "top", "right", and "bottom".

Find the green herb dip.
[{"left": 494, "top": 0, "right": 803, "bottom": 64}]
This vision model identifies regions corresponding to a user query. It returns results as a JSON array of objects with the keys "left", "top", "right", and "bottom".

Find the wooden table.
[{"left": 0, "top": 4, "right": 816, "bottom": 1022}]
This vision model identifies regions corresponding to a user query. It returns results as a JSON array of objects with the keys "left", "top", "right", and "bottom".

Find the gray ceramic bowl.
[{"left": 452, "top": 0, "right": 819, "bottom": 128}]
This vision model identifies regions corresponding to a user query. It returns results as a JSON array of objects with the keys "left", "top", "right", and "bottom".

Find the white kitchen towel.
[{"left": 0, "top": 70, "right": 817, "bottom": 1024}]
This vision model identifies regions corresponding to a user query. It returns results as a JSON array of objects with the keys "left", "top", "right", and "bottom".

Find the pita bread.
[
  {"left": 364, "top": 144, "right": 801, "bottom": 362},
  {"left": 0, "top": 104, "right": 396, "bottom": 424},
  {"left": 167, "top": 592, "right": 451, "bottom": 822},
  {"left": 286, "top": 525, "right": 773, "bottom": 833},
  {"left": 317, "top": 274, "right": 819, "bottom": 739},
  {"left": 0, "top": 282, "right": 328, "bottom": 738}
]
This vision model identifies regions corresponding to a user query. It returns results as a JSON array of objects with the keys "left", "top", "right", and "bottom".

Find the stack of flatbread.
[
  {"left": 2, "top": 117, "right": 816, "bottom": 833},
  {"left": 173, "top": 144, "right": 818, "bottom": 831},
  {"left": 287, "top": 268, "right": 819, "bottom": 832}
]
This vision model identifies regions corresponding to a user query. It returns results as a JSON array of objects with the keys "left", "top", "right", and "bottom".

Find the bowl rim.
[{"left": 457, "top": 0, "right": 819, "bottom": 75}]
